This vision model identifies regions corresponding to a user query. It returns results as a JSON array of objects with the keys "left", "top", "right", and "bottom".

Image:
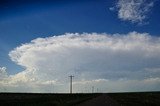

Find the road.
[{"left": 76, "top": 94, "right": 120, "bottom": 106}]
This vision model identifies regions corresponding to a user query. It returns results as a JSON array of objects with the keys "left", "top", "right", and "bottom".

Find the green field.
[{"left": 0, "top": 92, "right": 160, "bottom": 106}]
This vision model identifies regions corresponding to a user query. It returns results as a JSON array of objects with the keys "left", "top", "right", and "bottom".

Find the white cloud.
[
  {"left": 0, "top": 67, "right": 8, "bottom": 79},
  {"left": 115, "top": 0, "right": 154, "bottom": 24},
  {"left": 0, "top": 32, "right": 160, "bottom": 92},
  {"left": 109, "top": 7, "right": 115, "bottom": 11},
  {"left": 73, "top": 78, "right": 160, "bottom": 93}
]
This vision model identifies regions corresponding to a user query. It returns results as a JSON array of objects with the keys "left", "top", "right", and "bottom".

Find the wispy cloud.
[
  {"left": 0, "top": 32, "right": 160, "bottom": 92},
  {"left": 112, "top": 0, "right": 154, "bottom": 24}
]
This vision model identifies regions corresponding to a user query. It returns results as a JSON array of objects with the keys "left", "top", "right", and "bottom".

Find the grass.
[
  {"left": 107, "top": 91, "right": 160, "bottom": 106},
  {"left": 0, "top": 93, "right": 99, "bottom": 106},
  {"left": 0, "top": 92, "right": 160, "bottom": 106}
]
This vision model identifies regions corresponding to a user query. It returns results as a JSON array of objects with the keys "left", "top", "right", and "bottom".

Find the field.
[
  {"left": 0, "top": 93, "right": 99, "bottom": 106},
  {"left": 0, "top": 92, "right": 160, "bottom": 106},
  {"left": 107, "top": 92, "right": 160, "bottom": 106}
]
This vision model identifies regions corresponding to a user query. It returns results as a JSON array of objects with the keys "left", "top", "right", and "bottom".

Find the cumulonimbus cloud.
[
  {"left": 113, "top": 0, "right": 154, "bottom": 24},
  {"left": 1, "top": 32, "right": 160, "bottom": 92}
]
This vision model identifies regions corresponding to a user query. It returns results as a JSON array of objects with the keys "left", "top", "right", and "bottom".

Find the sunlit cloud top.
[{"left": 0, "top": 32, "right": 159, "bottom": 92}]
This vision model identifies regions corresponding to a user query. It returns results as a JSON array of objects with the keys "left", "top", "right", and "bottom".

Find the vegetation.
[
  {"left": 0, "top": 92, "right": 160, "bottom": 106},
  {"left": 0, "top": 93, "right": 99, "bottom": 106},
  {"left": 108, "top": 92, "right": 160, "bottom": 106}
]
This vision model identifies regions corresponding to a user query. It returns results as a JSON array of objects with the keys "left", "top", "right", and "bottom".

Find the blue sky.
[
  {"left": 1, "top": 0, "right": 160, "bottom": 74},
  {"left": 0, "top": 0, "right": 160, "bottom": 92}
]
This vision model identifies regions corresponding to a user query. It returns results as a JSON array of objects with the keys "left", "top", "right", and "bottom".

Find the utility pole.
[
  {"left": 97, "top": 88, "right": 98, "bottom": 93},
  {"left": 92, "top": 86, "right": 94, "bottom": 93},
  {"left": 69, "top": 75, "right": 74, "bottom": 94},
  {"left": 51, "top": 82, "right": 54, "bottom": 93}
]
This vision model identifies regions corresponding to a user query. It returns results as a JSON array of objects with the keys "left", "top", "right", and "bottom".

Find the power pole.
[
  {"left": 97, "top": 88, "right": 98, "bottom": 93},
  {"left": 92, "top": 86, "right": 94, "bottom": 93},
  {"left": 69, "top": 75, "right": 74, "bottom": 94},
  {"left": 51, "top": 82, "right": 54, "bottom": 93}
]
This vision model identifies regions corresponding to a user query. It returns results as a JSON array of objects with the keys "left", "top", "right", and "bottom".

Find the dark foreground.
[
  {"left": 0, "top": 93, "right": 98, "bottom": 106},
  {"left": 0, "top": 92, "right": 160, "bottom": 106}
]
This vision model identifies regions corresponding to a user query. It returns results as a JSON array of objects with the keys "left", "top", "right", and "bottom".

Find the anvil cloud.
[{"left": 0, "top": 32, "right": 160, "bottom": 92}]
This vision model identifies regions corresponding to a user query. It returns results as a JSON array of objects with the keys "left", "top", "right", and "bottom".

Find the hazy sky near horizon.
[{"left": 0, "top": 0, "right": 160, "bottom": 93}]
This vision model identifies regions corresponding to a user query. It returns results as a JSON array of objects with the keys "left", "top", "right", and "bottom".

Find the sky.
[{"left": 0, "top": 0, "right": 160, "bottom": 93}]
